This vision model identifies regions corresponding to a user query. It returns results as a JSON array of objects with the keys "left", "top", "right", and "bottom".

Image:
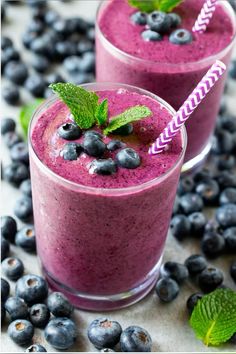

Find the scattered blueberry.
[
  {"left": 31, "top": 55, "right": 49, "bottom": 73},
  {"left": 88, "top": 318, "right": 122, "bottom": 349},
  {"left": 10, "top": 142, "right": 29, "bottom": 165},
  {"left": 120, "top": 326, "right": 152, "bottom": 352},
  {"left": 1, "top": 118, "right": 16, "bottom": 135},
  {"left": 44, "top": 9, "right": 60, "bottom": 25},
  {"left": 186, "top": 293, "right": 203, "bottom": 314},
  {"left": 116, "top": 148, "right": 141, "bottom": 169},
  {"left": 25, "top": 74, "right": 46, "bottom": 97},
  {"left": 107, "top": 140, "right": 125, "bottom": 151},
  {"left": 77, "top": 39, "right": 94, "bottom": 55},
  {"left": 45, "top": 72, "right": 65, "bottom": 85},
  {"left": 44, "top": 317, "right": 77, "bottom": 350},
  {"left": 58, "top": 122, "right": 82, "bottom": 140},
  {"left": 214, "top": 129, "right": 234, "bottom": 154},
  {"left": 195, "top": 179, "right": 220, "bottom": 205},
  {"left": 131, "top": 11, "right": 147, "bottom": 25},
  {"left": 1, "top": 237, "right": 10, "bottom": 261},
  {"left": 4, "top": 61, "right": 28, "bottom": 85},
  {"left": 230, "top": 261, "right": 236, "bottom": 283},
  {"left": 5, "top": 296, "right": 28, "bottom": 321},
  {"left": 3, "top": 47, "right": 21, "bottom": 62},
  {"left": 29, "top": 303, "right": 50, "bottom": 328},
  {"left": 216, "top": 170, "right": 236, "bottom": 189},
  {"left": 2, "top": 257, "right": 24, "bottom": 281},
  {"left": 141, "top": 30, "right": 162, "bottom": 42},
  {"left": 220, "top": 114, "right": 236, "bottom": 133},
  {"left": 219, "top": 187, "right": 236, "bottom": 205},
  {"left": 63, "top": 56, "right": 80, "bottom": 73},
  {"left": 15, "top": 274, "right": 48, "bottom": 305},
  {"left": 77, "top": 51, "right": 95, "bottom": 73},
  {"left": 47, "top": 292, "right": 73, "bottom": 318},
  {"left": 20, "top": 179, "right": 32, "bottom": 198},
  {"left": 179, "top": 193, "right": 203, "bottom": 215},
  {"left": 170, "top": 214, "right": 191, "bottom": 240},
  {"left": 177, "top": 176, "right": 195, "bottom": 195},
  {"left": 25, "top": 344, "right": 47, "bottom": 352},
  {"left": 198, "top": 267, "right": 224, "bottom": 293},
  {"left": 216, "top": 203, "right": 236, "bottom": 228},
  {"left": 89, "top": 159, "right": 117, "bottom": 175},
  {"left": 4, "top": 131, "right": 22, "bottom": 148},
  {"left": 1, "top": 36, "right": 13, "bottom": 50},
  {"left": 112, "top": 123, "right": 133, "bottom": 136},
  {"left": 188, "top": 212, "right": 207, "bottom": 237},
  {"left": 160, "top": 261, "right": 189, "bottom": 284},
  {"left": 184, "top": 255, "right": 207, "bottom": 276},
  {"left": 1, "top": 278, "right": 10, "bottom": 303},
  {"left": 1, "top": 215, "right": 17, "bottom": 243},
  {"left": 4, "top": 162, "right": 29, "bottom": 186},
  {"left": 155, "top": 278, "right": 179, "bottom": 302},
  {"left": 223, "top": 227, "right": 236, "bottom": 252},
  {"left": 15, "top": 226, "right": 36, "bottom": 253},
  {"left": 217, "top": 154, "right": 235, "bottom": 170},
  {"left": 22, "top": 31, "right": 38, "bottom": 50},
  {"left": 8, "top": 319, "right": 34, "bottom": 346},
  {"left": 14, "top": 196, "right": 33, "bottom": 221},
  {"left": 201, "top": 230, "right": 225, "bottom": 258},
  {"left": 2, "top": 85, "right": 20, "bottom": 105},
  {"left": 60, "top": 142, "right": 83, "bottom": 161},
  {"left": 169, "top": 29, "right": 192, "bottom": 45},
  {"left": 83, "top": 136, "right": 106, "bottom": 157},
  {"left": 147, "top": 11, "right": 171, "bottom": 33}
]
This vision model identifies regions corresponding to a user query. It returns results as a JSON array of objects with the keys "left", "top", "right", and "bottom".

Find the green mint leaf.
[
  {"left": 95, "top": 99, "right": 108, "bottom": 126},
  {"left": 190, "top": 288, "right": 236, "bottom": 346},
  {"left": 159, "top": 0, "right": 183, "bottom": 12},
  {"left": 19, "top": 99, "right": 44, "bottom": 139},
  {"left": 50, "top": 83, "right": 99, "bottom": 129},
  {"left": 103, "top": 105, "right": 152, "bottom": 135}
]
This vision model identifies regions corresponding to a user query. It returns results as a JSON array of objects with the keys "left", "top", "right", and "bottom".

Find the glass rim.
[
  {"left": 96, "top": 0, "right": 236, "bottom": 70},
  {"left": 28, "top": 82, "right": 187, "bottom": 196}
]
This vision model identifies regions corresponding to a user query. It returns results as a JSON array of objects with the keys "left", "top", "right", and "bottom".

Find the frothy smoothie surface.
[
  {"left": 31, "top": 89, "right": 183, "bottom": 189},
  {"left": 98, "top": 0, "right": 234, "bottom": 64}
]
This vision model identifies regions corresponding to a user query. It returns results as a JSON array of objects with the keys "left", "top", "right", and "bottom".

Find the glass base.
[
  {"left": 181, "top": 141, "right": 211, "bottom": 175},
  {"left": 42, "top": 256, "right": 162, "bottom": 311}
]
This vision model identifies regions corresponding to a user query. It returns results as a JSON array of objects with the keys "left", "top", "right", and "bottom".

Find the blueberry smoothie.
[
  {"left": 29, "top": 83, "right": 186, "bottom": 310},
  {"left": 96, "top": 0, "right": 235, "bottom": 171}
]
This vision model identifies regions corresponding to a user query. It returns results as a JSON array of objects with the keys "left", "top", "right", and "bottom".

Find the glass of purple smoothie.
[
  {"left": 29, "top": 82, "right": 187, "bottom": 310},
  {"left": 96, "top": 0, "right": 236, "bottom": 173}
]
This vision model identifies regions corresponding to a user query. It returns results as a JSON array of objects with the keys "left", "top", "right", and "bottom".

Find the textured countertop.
[{"left": 1, "top": 1, "right": 236, "bottom": 352}]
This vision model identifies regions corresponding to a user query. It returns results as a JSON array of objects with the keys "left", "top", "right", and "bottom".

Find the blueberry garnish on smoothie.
[{"left": 50, "top": 83, "right": 152, "bottom": 175}]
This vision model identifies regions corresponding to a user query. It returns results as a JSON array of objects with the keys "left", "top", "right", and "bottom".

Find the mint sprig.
[
  {"left": 128, "top": 0, "right": 183, "bottom": 13},
  {"left": 95, "top": 99, "right": 108, "bottom": 126},
  {"left": 103, "top": 106, "right": 151, "bottom": 135},
  {"left": 190, "top": 288, "right": 236, "bottom": 346},
  {"left": 20, "top": 99, "right": 44, "bottom": 139}
]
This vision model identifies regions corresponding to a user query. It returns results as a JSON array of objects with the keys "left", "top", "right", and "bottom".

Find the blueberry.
[
  {"left": 10, "top": 142, "right": 29, "bottom": 165},
  {"left": 179, "top": 193, "right": 203, "bottom": 215},
  {"left": 4, "top": 61, "right": 28, "bottom": 85},
  {"left": 60, "top": 143, "right": 83, "bottom": 161},
  {"left": 184, "top": 255, "right": 207, "bottom": 276},
  {"left": 1, "top": 118, "right": 16, "bottom": 135},
  {"left": 16, "top": 274, "right": 48, "bottom": 305},
  {"left": 198, "top": 267, "right": 223, "bottom": 293},
  {"left": 169, "top": 29, "right": 193, "bottom": 45},
  {"left": 107, "top": 140, "right": 125, "bottom": 151},
  {"left": 87, "top": 27, "right": 95, "bottom": 42},
  {"left": 223, "top": 227, "right": 236, "bottom": 252},
  {"left": 84, "top": 136, "right": 106, "bottom": 157},
  {"left": 44, "top": 87, "right": 53, "bottom": 99},
  {"left": 155, "top": 278, "right": 179, "bottom": 302},
  {"left": 214, "top": 129, "right": 234, "bottom": 153},
  {"left": 219, "top": 188, "right": 236, "bottom": 205},
  {"left": 2, "top": 304, "right": 6, "bottom": 324},
  {"left": 112, "top": 123, "right": 133, "bottom": 136},
  {"left": 55, "top": 41, "right": 77, "bottom": 59},
  {"left": 116, "top": 148, "right": 141, "bottom": 169},
  {"left": 216, "top": 170, "right": 236, "bottom": 189},
  {"left": 25, "top": 344, "right": 47, "bottom": 352},
  {"left": 2, "top": 85, "right": 20, "bottom": 105},
  {"left": 30, "top": 36, "right": 51, "bottom": 56},
  {"left": 100, "top": 349, "right": 115, "bottom": 353},
  {"left": 89, "top": 159, "right": 117, "bottom": 175},
  {"left": 1, "top": 215, "right": 17, "bottom": 243},
  {"left": 8, "top": 319, "right": 34, "bottom": 346},
  {"left": 141, "top": 29, "right": 162, "bottom": 42},
  {"left": 84, "top": 130, "right": 103, "bottom": 139},
  {"left": 44, "top": 317, "right": 77, "bottom": 350},
  {"left": 216, "top": 203, "right": 236, "bottom": 228},
  {"left": 220, "top": 115, "right": 236, "bottom": 133},
  {"left": 88, "top": 318, "right": 122, "bottom": 349},
  {"left": 58, "top": 122, "right": 82, "bottom": 140},
  {"left": 22, "top": 31, "right": 38, "bottom": 49},
  {"left": 131, "top": 11, "right": 147, "bottom": 25},
  {"left": 201, "top": 231, "right": 225, "bottom": 258},
  {"left": 32, "top": 55, "right": 49, "bottom": 73},
  {"left": 194, "top": 169, "right": 213, "bottom": 184},
  {"left": 52, "top": 19, "right": 69, "bottom": 35},
  {"left": 230, "top": 261, "right": 236, "bottom": 283},
  {"left": 46, "top": 73, "right": 65, "bottom": 85},
  {"left": 160, "top": 261, "right": 189, "bottom": 284},
  {"left": 168, "top": 13, "right": 181, "bottom": 28},
  {"left": 78, "top": 52, "right": 95, "bottom": 73},
  {"left": 1, "top": 237, "right": 10, "bottom": 261},
  {"left": 20, "top": 179, "right": 32, "bottom": 198},
  {"left": 14, "top": 196, "right": 33, "bottom": 221},
  {"left": 77, "top": 39, "right": 94, "bottom": 55},
  {"left": 188, "top": 212, "right": 207, "bottom": 237},
  {"left": 5, "top": 297, "right": 28, "bottom": 321},
  {"left": 15, "top": 226, "right": 36, "bottom": 253},
  {"left": 1, "top": 278, "right": 10, "bottom": 303},
  {"left": 120, "top": 326, "right": 152, "bottom": 352},
  {"left": 217, "top": 154, "right": 235, "bottom": 170},
  {"left": 4, "top": 131, "right": 22, "bottom": 148},
  {"left": 31, "top": 5, "right": 47, "bottom": 20},
  {"left": 170, "top": 214, "right": 191, "bottom": 240},
  {"left": 63, "top": 56, "right": 80, "bottom": 73},
  {"left": 47, "top": 292, "right": 73, "bottom": 318},
  {"left": 3, "top": 47, "right": 21, "bottom": 62},
  {"left": 195, "top": 179, "right": 220, "bottom": 205},
  {"left": 44, "top": 10, "right": 60, "bottom": 25},
  {"left": 177, "top": 175, "right": 195, "bottom": 195},
  {"left": 4, "top": 162, "right": 29, "bottom": 185},
  {"left": 25, "top": 74, "right": 46, "bottom": 97},
  {"left": 26, "top": 0, "right": 47, "bottom": 8},
  {"left": 186, "top": 293, "right": 203, "bottom": 314},
  {"left": 71, "top": 73, "right": 95, "bottom": 85},
  {"left": 27, "top": 19, "right": 44, "bottom": 34},
  {"left": 147, "top": 11, "right": 171, "bottom": 33},
  {"left": 229, "top": 59, "right": 236, "bottom": 79},
  {"left": 1, "top": 36, "right": 13, "bottom": 50},
  {"left": 2, "top": 257, "right": 24, "bottom": 281},
  {"left": 29, "top": 303, "right": 50, "bottom": 328}
]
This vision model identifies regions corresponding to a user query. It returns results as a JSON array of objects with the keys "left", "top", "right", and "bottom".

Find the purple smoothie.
[
  {"left": 30, "top": 84, "right": 185, "bottom": 310},
  {"left": 96, "top": 0, "right": 235, "bottom": 169}
]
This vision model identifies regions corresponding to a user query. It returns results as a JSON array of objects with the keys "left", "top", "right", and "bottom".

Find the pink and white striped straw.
[
  {"left": 192, "top": 0, "right": 218, "bottom": 34},
  {"left": 149, "top": 60, "right": 226, "bottom": 155}
]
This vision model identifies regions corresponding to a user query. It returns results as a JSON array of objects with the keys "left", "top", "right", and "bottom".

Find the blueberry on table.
[
  {"left": 141, "top": 30, "right": 162, "bottom": 42},
  {"left": 3, "top": 47, "right": 21, "bottom": 62},
  {"left": 201, "top": 231, "right": 225, "bottom": 258},
  {"left": 217, "top": 154, "right": 235, "bottom": 170},
  {"left": 60, "top": 143, "right": 83, "bottom": 161},
  {"left": 4, "top": 131, "right": 22, "bottom": 149},
  {"left": 1, "top": 215, "right": 17, "bottom": 243},
  {"left": 15, "top": 226, "right": 36, "bottom": 253},
  {"left": 219, "top": 187, "right": 236, "bottom": 205},
  {"left": 84, "top": 136, "right": 106, "bottom": 157},
  {"left": 8, "top": 319, "right": 34, "bottom": 346},
  {"left": 116, "top": 148, "right": 141, "bottom": 169},
  {"left": 5, "top": 296, "right": 29, "bottom": 321},
  {"left": 1, "top": 36, "right": 13, "bottom": 50},
  {"left": 25, "top": 344, "right": 47, "bottom": 352},
  {"left": 169, "top": 29, "right": 193, "bottom": 45},
  {"left": 160, "top": 261, "right": 189, "bottom": 284},
  {"left": 89, "top": 159, "right": 117, "bottom": 176},
  {"left": 188, "top": 212, "right": 207, "bottom": 237},
  {"left": 2, "top": 85, "right": 20, "bottom": 105},
  {"left": 120, "top": 326, "right": 152, "bottom": 352},
  {"left": 186, "top": 293, "right": 203, "bottom": 314},
  {"left": 31, "top": 55, "right": 49, "bottom": 73},
  {"left": 184, "top": 254, "right": 207, "bottom": 276},
  {"left": 177, "top": 175, "right": 195, "bottom": 195},
  {"left": 44, "top": 9, "right": 60, "bottom": 25},
  {"left": 55, "top": 41, "right": 77, "bottom": 59},
  {"left": 27, "top": 19, "right": 44, "bottom": 35},
  {"left": 15, "top": 274, "right": 48, "bottom": 305},
  {"left": 131, "top": 11, "right": 147, "bottom": 25},
  {"left": 230, "top": 262, "right": 236, "bottom": 283},
  {"left": 195, "top": 179, "right": 220, "bottom": 205},
  {"left": 1, "top": 237, "right": 10, "bottom": 261},
  {"left": 170, "top": 214, "right": 191, "bottom": 240},
  {"left": 214, "top": 129, "right": 234, "bottom": 154},
  {"left": 220, "top": 114, "right": 236, "bottom": 133},
  {"left": 29, "top": 303, "right": 50, "bottom": 328},
  {"left": 87, "top": 318, "right": 122, "bottom": 349},
  {"left": 107, "top": 140, "right": 125, "bottom": 152},
  {"left": 44, "top": 317, "right": 77, "bottom": 350},
  {"left": 14, "top": 196, "right": 33, "bottom": 222},
  {"left": 78, "top": 52, "right": 95, "bottom": 73},
  {"left": 4, "top": 162, "right": 29, "bottom": 186},
  {"left": 216, "top": 170, "right": 236, "bottom": 189},
  {"left": 25, "top": 74, "right": 46, "bottom": 98},
  {"left": 198, "top": 267, "right": 224, "bottom": 293},
  {"left": 155, "top": 278, "right": 179, "bottom": 302},
  {"left": 20, "top": 179, "right": 32, "bottom": 198},
  {"left": 223, "top": 227, "right": 236, "bottom": 252},
  {"left": 147, "top": 11, "right": 171, "bottom": 33},
  {"left": 63, "top": 56, "right": 80, "bottom": 73},
  {"left": 168, "top": 13, "right": 181, "bottom": 28},
  {"left": 111, "top": 123, "right": 133, "bottom": 136},
  {"left": 58, "top": 122, "right": 82, "bottom": 140},
  {"left": 216, "top": 203, "right": 236, "bottom": 228},
  {"left": 1, "top": 278, "right": 10, "bottom": 303},
  {"left": 77, "top": 39, "right": 94, "bottom": 55},
  {"left": 45, "top": 73, "right": 65, "bottom": 85},
  {"left": 22, "top": 31, "right": 38, "bottom": 50},
  {"left": 10, "top": 142, "right": 29, "bottom": 165},
  {"left": 4, "top": 61, "right": 28, "bottom": 85},
  {"left": 2, "top": 257, "right": 24, "bottom": 281},
  {"left": 1, "top": 118, "right": 16, "bottom": 135},
  {"left": 179, "top": 193, "right": 204, "bottom": 215},
  {"left": 47, "top": 292, "right": 74, "bottom": 318}
]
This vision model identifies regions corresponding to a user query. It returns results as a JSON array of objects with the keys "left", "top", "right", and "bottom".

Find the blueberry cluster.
[
  {"left": 2, "top": 0, "right": 95, "bottom": 105},
  {"left": 131, "top": 10, "right": 192, "bottom": 44},
  {"left": 58, "top": 122, "right": 141, "bottom": 174}
]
